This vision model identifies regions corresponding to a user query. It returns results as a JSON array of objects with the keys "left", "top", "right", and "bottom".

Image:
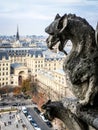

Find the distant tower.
[{"left": 16, "top": 25, "right": 19, "bottom": 41}]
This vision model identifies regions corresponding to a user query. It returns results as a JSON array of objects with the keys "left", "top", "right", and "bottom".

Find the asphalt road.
[{"left": 27, "top": 107, "right": 54, "bottom": 130}]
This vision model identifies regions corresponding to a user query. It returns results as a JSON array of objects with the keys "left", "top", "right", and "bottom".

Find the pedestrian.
[
  {"left": 4, "top": 122, "right": 7, "bottom": 126},
  {"left": 16, "top": 124, "right": 18, "bottom": 128}
]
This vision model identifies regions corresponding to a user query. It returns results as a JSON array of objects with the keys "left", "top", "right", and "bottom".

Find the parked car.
[
  {"left": 46, "top": 121, "right": 53, "bottom": 128},
  {"left": 0, "top": 102, "right": 8, "bottom": 106},
  {"left": 27, "top": 115, "right": 33, "bottom": 121},
  {"left": 34, "top": 125, "right": 41, "bottom": 130},
  {"left": 12, "top": 103, "right": 18, "bottom": 106},
  {"left": 30, "top": 120, "right": 36, "bottom": 125},
  {"left": 40, "top": 113, "right": 48, "bottom": 122},
  {"left": 30, "top": 120, "right": 41, "bottom": 130},
  {"left": 23, "top": 110, "right": 28, "bottom": 116},
  {"left": 31, "top": 121, "right": 37, "bottom": 127},
  {"left": 22, "top": 106, "right": 27, "bottom": 111},
  {"left": 33, "top": 107, "right": 41, "bottom": 114}
]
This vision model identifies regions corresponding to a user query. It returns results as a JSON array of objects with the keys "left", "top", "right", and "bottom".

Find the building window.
[{"left": 11, "top": 81, "right": 13, "bottom": 84}]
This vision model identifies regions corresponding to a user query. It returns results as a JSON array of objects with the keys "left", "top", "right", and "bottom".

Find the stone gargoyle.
[
  {"left": 42, "top": 13, "right": 98, "bottom": 130},
  {"left": 45, "top": 13, "right": 98, "bottom": 105}
]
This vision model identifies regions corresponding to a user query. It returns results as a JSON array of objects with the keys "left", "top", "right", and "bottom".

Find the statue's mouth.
[
  {"left": 46, "top": 35, "right": 68, "bottom": 55},
  {"left": 49, "top": 40, "right": 68, "bottom": 55},
  {"left": 49, "top": 40, "right": 59, "bottom": 50}
]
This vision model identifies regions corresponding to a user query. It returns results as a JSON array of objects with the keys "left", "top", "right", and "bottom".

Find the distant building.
[
  {"left": 11, "top": 63, "right": 28, "bottom": 86},
  {"left": 16, "top": 25, "right": 19, "bottom": 41},
  {"left": 0, "top": 31, "right": 72, "bottom": 100},
  {"left": 0, "top": 48, "right": 65, "bottom": 88},
  {"left": 37, "top": 69, "right": 74, "bottom": 100},
  {"left": 0, "top": 51, "right": 10, "bottom": 87}
]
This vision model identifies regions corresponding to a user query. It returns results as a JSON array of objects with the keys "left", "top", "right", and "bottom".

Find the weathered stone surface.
[{"left": 43, "top": 13, "right": 98, "bottom": 130}]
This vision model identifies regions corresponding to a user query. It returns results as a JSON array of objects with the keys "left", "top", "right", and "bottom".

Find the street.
[
  {"left": 27, "top": 107, "right": 54, "bottom": 130},
  {"left": 0, "top": 94, "right": 54, "bottom": 130}
]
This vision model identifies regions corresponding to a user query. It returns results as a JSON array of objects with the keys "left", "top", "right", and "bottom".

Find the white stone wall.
[
  {"left": 0, "top": 57, "right": 10, "bottom": 87},
  {"left": 37, "top": 69, "right": 72, "bottom": 100}
]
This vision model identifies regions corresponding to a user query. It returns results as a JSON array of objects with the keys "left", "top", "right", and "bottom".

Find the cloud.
[{"left": 0, "top": 0, "right": 98, "bottom": 35}]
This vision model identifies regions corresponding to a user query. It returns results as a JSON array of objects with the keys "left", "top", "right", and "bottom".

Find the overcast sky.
[{"left": 0, "top": 0, "right": 98, "bottom": 36}]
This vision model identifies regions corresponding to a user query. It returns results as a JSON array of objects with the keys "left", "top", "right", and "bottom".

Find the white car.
[
  {"left": 40, "top": 113, "right": 48, "bottom": 122},
  {"left": 27, "top": 115, "right": 33, "bottom": 121},
  {"left": 34, "top": 126, "right": 41, "bottom": 130},
  {"left": 22, "top": 106, "right": 27, "bottom": 111},
  {"left": 22, "top": 109, "right": 27, "bottom": 113}
]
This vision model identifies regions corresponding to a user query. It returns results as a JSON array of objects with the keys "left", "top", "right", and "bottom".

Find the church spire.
[{"left": 16, "top": 25, "right": 19, "bottom": 41}]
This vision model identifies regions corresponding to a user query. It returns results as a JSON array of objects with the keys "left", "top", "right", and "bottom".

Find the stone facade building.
[
  {"left": 37, "top": 69, "right": 74, "bottom": 100},
  {"left": 0, "top": 48, "right": 65, "bottom": 89},
  {"left": 0, "top": 51, "right": 10, "bottom": 87}
]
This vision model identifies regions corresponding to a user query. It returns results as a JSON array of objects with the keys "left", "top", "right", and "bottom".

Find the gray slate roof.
[
  {"left": 29, "top": 49, "right": 43, "bottom": 57},
  {"left": 11, "top": 63, "right": 24, "bottom": 69},
  {"left": 0, "top": 51, "right": 9, "bottom": 60}
]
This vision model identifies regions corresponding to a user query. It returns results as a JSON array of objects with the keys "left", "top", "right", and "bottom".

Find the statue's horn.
[
  {"left": 95, "top": 22, "right": 98, "bottom": 46},
  {"left": 54, "top": 14, "right": 61, "bottom": 20}
]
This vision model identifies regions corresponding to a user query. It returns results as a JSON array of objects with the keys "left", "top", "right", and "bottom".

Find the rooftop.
[
  {"left": 11, "top": 63, "right": 24, "bottom": 69},
  {"left": 0, "top": 51, "right": 9, "bottom": 60}
]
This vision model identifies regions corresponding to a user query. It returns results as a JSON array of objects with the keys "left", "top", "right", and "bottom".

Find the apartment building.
[
  {"left": 37, "top": 69, "right": 74, "bottom": 101},
  {"left": 0, "top": 51, "right": 10, "bottom": 87},
  {"left": 0, "top": 48, "right": 65, "bottom": 88}
]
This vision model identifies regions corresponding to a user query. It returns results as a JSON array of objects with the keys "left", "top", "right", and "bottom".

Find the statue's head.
[{"left": 45, "top": 14, "right": 68, "bottom": 51}]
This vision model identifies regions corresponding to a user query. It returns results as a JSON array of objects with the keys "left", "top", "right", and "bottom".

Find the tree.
[
  {"left": 21, "top": 78, "right": 31, "bottom": 94},
  {"left": 30, "top": 82, "right": 38, "bottom": 96},
  {"left": 13, "top": 87, "right": 21, "bottom": 96}
]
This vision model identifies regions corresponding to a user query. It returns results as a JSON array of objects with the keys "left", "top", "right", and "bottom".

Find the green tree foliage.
[
  {"left": 30, "top": 82, "right": 38, "bottom": 96},
  {"left": 13, "top": 87, "right": 21, "bottom": 95},
  {"left": 21, "top": 78, "right": 31, "bottom": 93}
]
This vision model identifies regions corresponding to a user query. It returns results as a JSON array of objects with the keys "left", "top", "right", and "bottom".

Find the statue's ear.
[
  {"left": 54, "top": 14, "right": 61, "bottom": 20},
  {"left": 57, "top": 14, "right": 68, "bottom": 33}
]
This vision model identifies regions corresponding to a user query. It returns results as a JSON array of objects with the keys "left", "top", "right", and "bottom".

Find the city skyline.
[{"left": 0, "top": 0, "right": 98, "bottom": 36}]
